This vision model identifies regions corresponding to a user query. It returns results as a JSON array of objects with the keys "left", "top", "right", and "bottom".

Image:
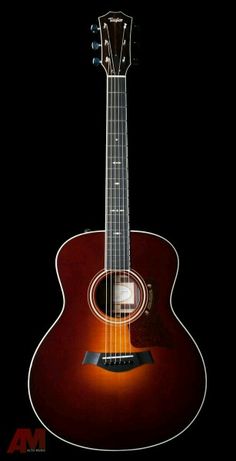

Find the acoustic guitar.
[{"left": 28, "top": 11, "right": 207, "bottom": 450}]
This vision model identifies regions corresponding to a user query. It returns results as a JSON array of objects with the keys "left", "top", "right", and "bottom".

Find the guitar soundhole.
[{"left": 88, "top": 270, "right": 148, "bottom": 324}]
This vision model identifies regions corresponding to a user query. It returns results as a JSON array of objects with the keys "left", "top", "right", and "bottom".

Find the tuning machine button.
[
  {"left": 91, "top": 41, "right": 101, "bottom": 50},
  {"left": 92, "top": 57, "right": 101, "bottom": 66},
  {"left": 90, "top": 24, "right": 100, "bottom": 33}
]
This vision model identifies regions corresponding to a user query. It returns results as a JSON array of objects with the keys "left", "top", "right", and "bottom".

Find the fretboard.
[{"left": 105, "top": 76, "right": 130, "bottom": 270}]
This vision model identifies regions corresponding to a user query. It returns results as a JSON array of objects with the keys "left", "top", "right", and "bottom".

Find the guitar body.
[{"left": 28, "top": 230, "right": 206, "bottom": 450}]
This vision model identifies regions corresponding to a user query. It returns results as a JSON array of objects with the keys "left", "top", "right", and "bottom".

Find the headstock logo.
[{"left": 108, "top": 17, "right": 123, "bottom": 23}]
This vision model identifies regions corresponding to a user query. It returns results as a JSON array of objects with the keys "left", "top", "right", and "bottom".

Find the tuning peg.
[
  {"left": 90, "top": 24, "right": 100, "bottom": 33},
  {"left": 91, "top": 41, "right": 101, "bottom": 50},
  {"left": 133, "top": 24, "right": 141, "bottom": 32},
  {"left": 92, "top": 57, "right": 101, "bottom": 66}
]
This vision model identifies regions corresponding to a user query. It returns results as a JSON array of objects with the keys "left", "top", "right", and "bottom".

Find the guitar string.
[
  {"left": 125, "top": 75, "right": 130, "bottom": 358},
  {"left": 126, "top": 75, "right": 132, "bottom": 358},
  {"left": 118, "top": 28, "right": 127, "bottom": 359},
  {"left": 114, "top": 74, "right": 117, "bottom": 362},
  {"left": 105, "top": 54, "right": 110, "bottom": 363},
  {"left": 119, "top": 75, "right": 123, "bottom": 360},
  {"left": 121, "top": 33, "right": 130, "bottom": 356},
  {"left": 106, "top": 26, "right": 115, "bottom": 364},
  {"left": 115, "top": 74, "right": 122, "bottom": 360},
  {"left": 105, "top": 73, "right": 107, "bottom": 363},
  {"left": 119, "top": 75, "right": 125, "bottom": 354},
  {"left": 111, "top": 74, "right": 114, "bottom": 361},
  {"left": 127, "top": 22, "right": 132, "bottom": 357},
  {"left": 105, "top": 26, "right": 107, "bottom": 363},
  {"left": 122, "top": 76, "right": 127, "bottom": 355},
  {"left": 120, "top": 77, "right": 125, "bottom": 357},
  {"left": 106, "top": 60, "right": 112, "bottom": 362},
  {"left": 123, "top": 76, "right": 127, "bottom": 357},
  {"left": 106, "top": 64, "right": 112, "bottom": 363},
  {"left": 111, "top": 49, "right": 115, "bottom": 362},
  {"left": 107, "top": 73, "right": 110, "bottom": 362}
]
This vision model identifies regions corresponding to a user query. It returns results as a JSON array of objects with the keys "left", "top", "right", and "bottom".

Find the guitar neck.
[{"left": 105, "top": 76, "right": 130, "bottom": 270}]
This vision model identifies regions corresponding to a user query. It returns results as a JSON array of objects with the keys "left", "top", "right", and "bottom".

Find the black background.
[{"left": 2, "top": 1, "right": 220, "bottom": 459}]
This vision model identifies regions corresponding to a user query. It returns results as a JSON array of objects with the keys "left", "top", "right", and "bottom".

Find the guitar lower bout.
[{"left": 28, "top": 230, "right": 207, "bottom": 451}]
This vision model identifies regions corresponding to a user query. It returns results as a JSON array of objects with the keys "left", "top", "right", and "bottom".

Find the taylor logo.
[
  {"left": 108, "top": 17, "right": 123, "bottom": 22},
  {"left": 7, "top": 428, "right": 46, "bottom": 454}
]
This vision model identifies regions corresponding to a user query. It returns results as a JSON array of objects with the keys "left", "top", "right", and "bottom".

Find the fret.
[
  {"left": 106, "top": 211, "right": 127, "bottom": 215},
  {"left": 106, "top": 255, "right": 129, "bottom": 260},
  {"left": 106, "top": 230, "right": 129, "bottom": 234},
  {"left": 106, "top": 197, "right": 127, "bottom": 201},
  {"left": 106, "top": 204, "right": 127, "bottom": 209},
  {"left": 107, "top": 93, "right": 126, "bottom": 98},
  {"left": 107, "top": 256, "right": 128, "bottom": 262},
  {"left": 106, "top": 167, "right": 127, "bottom": 170},
  {"left": 106, "top": 198, "right": 127, "bottom": 201},
  {"left": 106, "top": 246, "right": 128, "bottom": 249},
  {"left": 106, "top": 257, "right": 129, "bottom": 262},
  {"left": 107, "top": 112, "right": 126, "bottom": 119},
  {"left": 106, "top": 238, "right": 129, "bottom": 241},
  {"left": 106, "top": 252, "right": 129, "bottom": 256},
  {"left": 106, "top": 242, "right": 129, "bottom": 246},
  {"left": 106, "top": 239, "right": 129, "bottom": 244},
  {"left": 106, "top": 249, "right": 128, "bottom": 253},
  {"left": 106, "top": 264, "right": 129, "bottom": 268},
  {"left": 106, "top": 181, "right": 128, "bottom": 184},
  {"left": 106, "top": 189, "right": 128, "bottom": 192},
  {"left": 106, "top": 218, "right": 128, "bottom": 221},
  {"left": 106, "top": 231, "right": 126, "bottom": 235},
  {"left": 106, "top": 195, "right": 127, "bottom": 198},
  {"left": 106, "top": 177, "right": 126, "bottom": 180},
  {"left": 106, "top": 210, "right": 128, "bottom": 214},
  {"left": 106, "top": 253, "right": 129, "bottom": 256},
  {"left": 106, "top": 185, "right": 127, "bottom": 188},
  {"left": 106, "top": 233, "right": 129, "bottom": 237},
  {"left": 106, "top": 253, "right": 128, "bottom": 256},
  {"left": 107, "top": 253, "right": 128, "bottom": 261},
  {"left": 107, "top": 137, "right": 127, "bottom": 143},
  {"left": 106, "top": 175, "right": 127, "bottom": 178},
  {"left": 106, "top": 248, "right": 129, "bottom": 252},
  {"left": 106, "top": 233, "right": 128, "bottom": 237},
  {"left": 107, "top": 161, "right": 127, "bottom": 164},
  {"left": 106, "top": 258, "right": 129, "bottom": 262},
  {"left": 106, "top": 204, "right": 127, "bottom": 208}
]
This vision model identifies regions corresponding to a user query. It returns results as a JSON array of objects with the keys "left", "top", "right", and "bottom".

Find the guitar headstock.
[{"left": 92, "top": 11, "right": 133, "bottom": 76}]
